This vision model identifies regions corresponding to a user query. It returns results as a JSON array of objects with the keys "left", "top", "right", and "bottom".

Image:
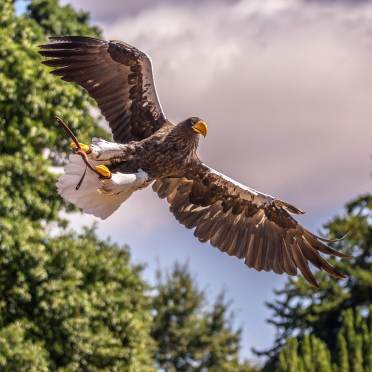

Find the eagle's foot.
[
  {"left": 95, "top": 165, "right": 112, "bottom": 178},
  {"left": 70, "top": 141, "right": 91, "bottom": 154}
]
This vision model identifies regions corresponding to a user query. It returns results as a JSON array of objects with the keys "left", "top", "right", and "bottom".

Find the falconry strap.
[{"left": 55, "top": 116, "right": 110, "bottom": 189}]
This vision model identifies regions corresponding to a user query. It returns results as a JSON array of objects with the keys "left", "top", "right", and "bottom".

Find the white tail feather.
[{"left": 57, "top": 154, "right": 150, "bottom": 219}]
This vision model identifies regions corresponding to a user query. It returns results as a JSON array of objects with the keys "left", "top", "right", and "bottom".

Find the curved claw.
[{"left": 70, "top": 141, "right": 91, "bottom": 154}]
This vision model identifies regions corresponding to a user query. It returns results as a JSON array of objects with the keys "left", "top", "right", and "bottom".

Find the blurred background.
[{"left": 0, "top": 0, "right": 371, "bottom": 370}]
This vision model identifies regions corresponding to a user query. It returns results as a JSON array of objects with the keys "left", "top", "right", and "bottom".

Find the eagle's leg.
[
  {"left": 69, "top": 139, "right": 126, "bottom": 178},
  {"left": 89, "top": 138, "right": 127, "bottom": 161},
  {"left": 99, "top": 169, "right": 150, "bottom": 195},
  {"left": 69, "top": 138, "right": 125, "bottom": 163}
]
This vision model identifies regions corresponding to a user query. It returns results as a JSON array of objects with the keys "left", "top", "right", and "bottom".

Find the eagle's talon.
[
  {"left": 70, "top": 141, "right": 91, "bottom": 154},
  {"left": 95, "top": 165, "right": 111, "bottom": 178}
]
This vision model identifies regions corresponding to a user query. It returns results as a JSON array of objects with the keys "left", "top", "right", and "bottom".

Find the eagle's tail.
[{"left": 57, "top": 154, "right": 149, "bottom": 219}]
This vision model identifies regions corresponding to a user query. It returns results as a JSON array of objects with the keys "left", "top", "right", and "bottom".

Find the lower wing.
[{"left": 153, "top": 163, "right": 350, "bottom": 287}]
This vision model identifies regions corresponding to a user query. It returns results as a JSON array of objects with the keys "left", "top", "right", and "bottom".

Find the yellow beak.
[{"left": 192, "top": 120, "right": 208, "bottom": 137}]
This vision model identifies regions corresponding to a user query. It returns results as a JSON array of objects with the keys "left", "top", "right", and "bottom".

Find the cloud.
[
  {"left": 63, "top": 0, "right": 239, "bottom": 22},
  {"left": 305, "top": 0, "right": 371, "bottom": 5},
  {"left": 94, "top": 0, "right": 372, "bottom": 204}
]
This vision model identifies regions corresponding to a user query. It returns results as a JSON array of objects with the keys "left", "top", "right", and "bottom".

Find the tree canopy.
[
  {"left": 151, "top": 263, "right": 255, "bottom": 371},
  {"left": 0, "top": 0, "right": 154, "bottom": 370}
]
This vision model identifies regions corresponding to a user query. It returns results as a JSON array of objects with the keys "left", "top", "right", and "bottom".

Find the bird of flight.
[{"left": 39, "top": 36, "right": 350, "bottom": 287}]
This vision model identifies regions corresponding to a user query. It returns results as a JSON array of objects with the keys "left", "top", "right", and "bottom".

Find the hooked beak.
[{"left": 192, "top": 120, "right": 208, "bottom": 137}]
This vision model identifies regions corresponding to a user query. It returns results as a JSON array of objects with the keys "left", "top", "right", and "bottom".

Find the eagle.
[{"left": 39, "top": 36, "right": 350, "bottom": 287}]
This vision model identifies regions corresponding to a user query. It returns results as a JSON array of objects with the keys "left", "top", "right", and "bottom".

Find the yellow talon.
[
  {"left": 95, "top": 165, "right": 111, "bottom": 178},
  {"left": 69, "top": 142, "right": 91, "bottom": 154}
]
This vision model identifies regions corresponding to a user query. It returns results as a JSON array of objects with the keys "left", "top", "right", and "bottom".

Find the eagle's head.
[
  {"left": 179, "top": 117, "right": 208, "bottom": 138},
  {"left": 167, "top": 117, "right": 208, "bottom": 158}
]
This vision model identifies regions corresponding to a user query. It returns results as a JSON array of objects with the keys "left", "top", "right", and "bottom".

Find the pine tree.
[
  {"left": 365, "top": 306, "right": 372, "bottom": 372},
  {"left": 151, "top": 263, "right": 256, "bottom": 372},
  {"left": 277, "top": 338, "right": 301, "bottom": 372},
  {"left": 335, "top": 332, "right": 349, "bottom": 372},
  {"left": 335, "top": 308, "right": 372, "bottom": 372},
  {"left": 276, "top": 307, "right": 372, "bottom": 372},
  {"left": 311, "top": 336, "right": 332, "bottom": 372},
  {"left": 276, "top": 335, "right": 332, "bottom": 372}
]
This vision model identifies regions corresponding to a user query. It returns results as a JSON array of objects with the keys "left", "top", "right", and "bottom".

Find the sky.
[{"left": 47, "top": 0, "right": 372, "bottom": 361}]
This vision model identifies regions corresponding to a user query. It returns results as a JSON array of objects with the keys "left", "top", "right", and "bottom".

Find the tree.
[
  {"left": 276, "top": 335, "right": 332, "bottom": 372},
  {"left": 276, "top": 338, "right": 301, "bottom": 372},
  {"left": 334, "top": 307, "right": 372, "bottom": 372},
  {"left": 0, "top": 222, "right": 155, "bottom": 371},
  {"left": 260, "top": 194, "right": 372, "bottom": 370},
  {"left": 0, "top": 0, "right": 106, "bottom": 224},
  {"left": 27, "top": 0, "right": 101, "bottom": 36},
  {"left": 275, "top": 307, "right": 372, "bottom": 372},
  {"left": 151, "top": 263, "right": 256, "bottom": 372},
  {"left": 0, "top": 321, "right": 49, "bottom": 372},
  {"left": 0, "top": 1, "right": 154, "bottom": 370}
]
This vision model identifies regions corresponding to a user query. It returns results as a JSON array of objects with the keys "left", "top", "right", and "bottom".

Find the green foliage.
[
  {"left": 27, "top": 0, "right": 101, "bottom": 36},
  {"left": 0, "top": 321, "right": 49, "bottom": 372},
  {"left": 0, "top": 0, "right": 105, "bottom": 223},
  {"left": 260, "top": 194, "right": 372, "bottom": 363},
  {"left": 334, "top": 308, "right": 372, "bottom": 372},
  {"left": 277, "top": 338, "right": 301, "bottom": 372},
  {"left": 277, "top": 335, "right": 332, "bottom": 372},
  {"left": 275, "top": 307, "right": 372, "bottom": 372},
  {"left": 0, "top": 1, "right": 154, "bottom": 370},
  {"left": 0, "top": 219, "right": 155, "bottom": 371},
  {"left": 335, "top": 331, "right": 349, "bottom": 372},
  {"left": 151, "top": 263, "right": 256, "bottom": 372}
]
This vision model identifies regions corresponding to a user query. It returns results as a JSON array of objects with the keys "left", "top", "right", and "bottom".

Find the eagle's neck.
[{"left": 166, "top": 126, "right": 199, "bottom": 163}]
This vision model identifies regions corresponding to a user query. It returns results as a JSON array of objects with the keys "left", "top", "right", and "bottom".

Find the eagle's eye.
[{"left": 192, "top": 120, "right": 208, "bottom": 137}]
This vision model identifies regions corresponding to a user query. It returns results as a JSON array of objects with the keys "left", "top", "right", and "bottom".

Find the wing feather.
[
  {"left": 153, "top": 163, "right": 350, "bottom": 287},
  {"left": 39, "top": 36, "right": 169, "bottom": 143}
]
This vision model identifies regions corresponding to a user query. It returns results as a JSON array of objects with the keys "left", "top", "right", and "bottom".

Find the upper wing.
[
  {"left": 39, "top": 36, "right": 168, "bottom": 143},
  {"left": 153, "top": 163, "right": 350, "bottom": 287}
]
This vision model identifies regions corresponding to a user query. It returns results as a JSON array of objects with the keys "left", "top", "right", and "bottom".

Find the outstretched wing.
[
  {"left": 39, "top": 36, "right": 168, "bottom": 143},
  {"left": 153, "top": 163, "right": 349, "bottom": 287}
]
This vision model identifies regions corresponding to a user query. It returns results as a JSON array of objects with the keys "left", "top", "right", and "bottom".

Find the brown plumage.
[{"left": 40, "top": 36, "right": 350, "bottom": 287}]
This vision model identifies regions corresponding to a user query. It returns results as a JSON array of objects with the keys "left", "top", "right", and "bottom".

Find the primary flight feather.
[{"left": 39, "top": 36, "right": 350, "bottom": 287}]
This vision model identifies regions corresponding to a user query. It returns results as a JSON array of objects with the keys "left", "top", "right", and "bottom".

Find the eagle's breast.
[{"left": 135, "top": 129, "right": 199, "bottom": 178}]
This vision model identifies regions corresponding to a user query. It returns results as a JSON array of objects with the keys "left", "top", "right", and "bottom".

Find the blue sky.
[{"left": 22, "top": 0, "right": 372, "bottom": 362}]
